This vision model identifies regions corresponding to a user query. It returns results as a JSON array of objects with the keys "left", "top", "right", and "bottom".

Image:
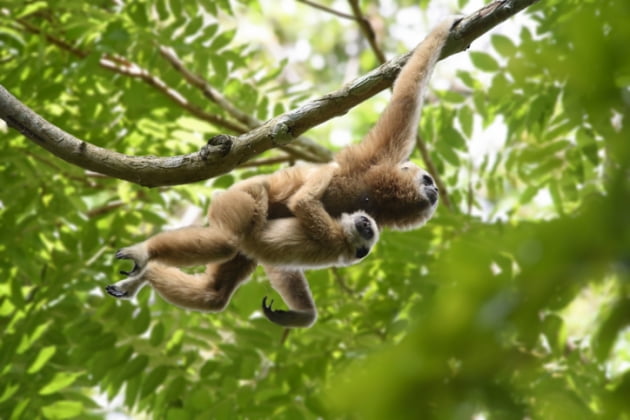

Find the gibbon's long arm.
[
  {"left": 336, "top": 18, "right": 457, "bottom": 170},
  {"left": 262, "top": 266, "right": 317, "bottom": 328}
]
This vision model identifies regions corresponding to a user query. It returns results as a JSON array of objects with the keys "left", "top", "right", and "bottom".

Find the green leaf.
[
  {"left": 0, "top": 383, "right": 19, "bottom": 404},
  {"left": 40, "top": 372, "right": 82, "bottom": 395},
  {"left": 123, "top": 355, "right": 150, "bottom": 379},
  {"left": 186, "top": 16, "right": 204, "bottom": 37},
  {"left": 28, "top": 345, "right": 56, "bottom": 374},
  {"left": 16, "top": 1, "right": 48, "bottom": 19},
  {"left": 459, "top": 106, "right": 474, "bottom": 138},
  {"left": 470, "top": 51, "right": 500, "bottom": 72},
  {"left": 149, "top": 322, "right": 165, "bottom": 347},
  {"left": 41, "top": 400, "right": 83, "bottom": 419},
  {"left": 491, "top": 34, "right": 516, "bottom": 57},
  {"left": 132, "top": 306, "right": 151, "bottom": 334},
  {"left": 209, "top": 29, "right": 236, "bottom": 51},
  {"left": 140, "top": 365, "right": 169, "bottom": 398}
]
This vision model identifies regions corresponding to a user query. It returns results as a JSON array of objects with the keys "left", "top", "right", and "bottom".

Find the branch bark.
[{"left": 0, "top": 0, "right": 539, "bottom": 187}]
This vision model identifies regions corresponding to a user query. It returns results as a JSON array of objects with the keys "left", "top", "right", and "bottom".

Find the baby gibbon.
[{"left": 108, "top": 17, "right": 457, "bottom": 327}]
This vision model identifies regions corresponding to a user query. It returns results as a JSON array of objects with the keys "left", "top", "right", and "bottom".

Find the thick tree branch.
[{"left": 0, "top": 0, "right": 539, "bottom": 187}]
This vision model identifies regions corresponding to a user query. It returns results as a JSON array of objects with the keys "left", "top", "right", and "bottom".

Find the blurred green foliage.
[{"left": 1, "top": 0, "right": 629, "bottom": 419}]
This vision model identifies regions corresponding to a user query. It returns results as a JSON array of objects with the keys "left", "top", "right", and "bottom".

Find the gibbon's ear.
[{"left": 261, "top": 266, "right": 317, "bottom": 328}]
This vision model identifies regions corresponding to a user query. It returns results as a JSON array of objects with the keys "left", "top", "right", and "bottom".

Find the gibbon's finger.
[
  {"left": 119, "top": 262, "right": 140, "bottom": 277},
  {"left": 105, "top": 284, "right": 127, "bottom": 298},
  {"left": 262, "top": 296, "right": 274, "bottom": 311},
  {"left": 115, "top": 249, "right": 129, "bottom": 259},
  {"left": 261, "top": 296, "right": 317, "bottom": 328}
]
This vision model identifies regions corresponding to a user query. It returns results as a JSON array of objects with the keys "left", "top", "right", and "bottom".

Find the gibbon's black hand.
[{"left": 261, "top": 296, "right": 318, "bottom": 328}]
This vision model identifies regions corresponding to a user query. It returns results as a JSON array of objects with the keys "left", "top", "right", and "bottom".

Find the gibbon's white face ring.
[
  {"left": 418, "top": 169, "right": 439, "bottom": 206},
  {"left": 400, "top": 162, "right": 439, "bottom": 207}
]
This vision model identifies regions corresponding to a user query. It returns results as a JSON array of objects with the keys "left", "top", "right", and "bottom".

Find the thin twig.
[
  {"left": 100, "top": 57, "right": 248, "bottom": 133},
  {"left": 158, "top": 46, "right": 259, "bottom": 129},
  {"left": 159, "top": 45, "right": 333, "bottom": 162},
  {"left": 15, "top": 20, "right": 248, "bottom": 134},
  {"left": 332, "top": 267, "right": 357, "bottom": 296},
  {"left": 86, "top": 200, "right": 125, "bottom": 218},
  {"left": 296, "top": 0, "right": 357, "bottom": 21},
  {"left": 347, "top": 0, "right": 386, "bottom": 64}
]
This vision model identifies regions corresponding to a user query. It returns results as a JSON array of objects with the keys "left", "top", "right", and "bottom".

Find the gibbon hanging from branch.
[{"left": 107, "top": 17, "right": 459, "bottom": 328}]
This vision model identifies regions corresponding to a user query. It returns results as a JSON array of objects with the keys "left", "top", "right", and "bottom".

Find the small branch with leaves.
[{"left": 0, "top": 0, "right": 539, "bottom": 187}]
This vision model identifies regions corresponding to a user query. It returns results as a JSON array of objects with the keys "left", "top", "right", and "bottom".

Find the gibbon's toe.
[
  {"left": 118, "top": 262, "right": 140, "bottom": 277},
  {"left": 105, "top": 285, "right": 128, "bottom": 298},
  {"left": 115, "top": 249, "right": 129, "bottom": 260},
  {"left": 262, "top": 296, "right": 274, "bottom": 312}
]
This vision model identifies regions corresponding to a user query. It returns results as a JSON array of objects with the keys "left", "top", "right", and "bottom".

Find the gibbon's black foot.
[
  {"left": 261, "top": 296, "right": 317, "bottom": 328},
  {"left": 105, "top": 284, "right": 128, "bottom": 298},
  {"left": 201, "top": 134, "right": 232, "bottom": 160},
  {"left": 355, "top": 215, "right": 375, "bottom": 240}
]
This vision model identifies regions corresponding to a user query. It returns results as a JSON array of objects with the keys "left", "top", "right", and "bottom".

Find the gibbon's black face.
[
  {"left": 400, "top": 162, "right": 439, "bottom": 204},
  {"left": 420, "top": 172, "right": 439, "bottom": 206},
  {"left": 382, "top": 162, "right": 438, "bottom": 230}
]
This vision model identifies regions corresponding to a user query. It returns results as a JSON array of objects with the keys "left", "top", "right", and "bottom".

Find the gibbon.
[{"left": 107, "top": 17, "right": 457, "bottom": 327}]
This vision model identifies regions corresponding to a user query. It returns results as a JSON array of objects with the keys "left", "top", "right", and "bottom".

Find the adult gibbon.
[{"left": 107, "top": 17, "right": 457, "bottom": 327}]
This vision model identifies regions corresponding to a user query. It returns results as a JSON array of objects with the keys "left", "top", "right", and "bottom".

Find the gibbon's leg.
[
  {"left": 116, "top": 180, "right": 269, "bottom": 274},
  {"left": 208, "top": 180, "right": 269, "bottom": 236},
  {"left": 261, "top": 265, "right": 317, "bottom": 328},
  {"left": 286, "top": 165, "right": 347, "bottom": 245},
  {"left": 107, "top": 253, "right": 257, "bottom": 311},
  {"left": 116, "top": 227, "right": 239, "bottom": 274},
  {"left": 335, "top": 17, "right": 460, "bottom": 168}
]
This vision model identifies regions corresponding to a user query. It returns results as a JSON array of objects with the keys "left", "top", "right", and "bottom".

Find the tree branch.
[
  {"left": 296, "top": 0, "right": 357, "bottom": 21},
  {"left": 100, "top": 56, "right": 248, "bottom": 134},
  {"left": 347, "top": 0, "right": 387, "bottom": 65},
  {"left": 158, "top": 45, "right": 333, "bottom": 163},
  {"left": 0, "top": 0, "right": 539, "bottom": 187}
]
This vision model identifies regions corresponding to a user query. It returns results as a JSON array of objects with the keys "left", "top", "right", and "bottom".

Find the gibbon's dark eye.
[{"left": 422, "top": 174, "right": 434, "bottom": 186}]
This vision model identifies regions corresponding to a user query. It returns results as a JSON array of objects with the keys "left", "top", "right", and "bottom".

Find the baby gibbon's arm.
[
  {"left": 262, "top": 265, "right": 317, "bottom": 328},
  {"left": 336, "top": 18, "right": 459, "bottom": 168},
  {"left": 286, "top": 164, "right": 344, "bottom": 245}
]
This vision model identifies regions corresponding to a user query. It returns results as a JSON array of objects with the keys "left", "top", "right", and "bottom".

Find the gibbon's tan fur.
[{"left": 108, "top": 17, "right": 457, "bottom": 327}]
